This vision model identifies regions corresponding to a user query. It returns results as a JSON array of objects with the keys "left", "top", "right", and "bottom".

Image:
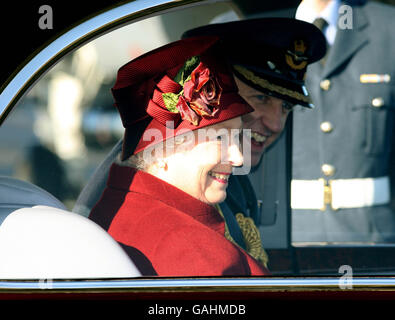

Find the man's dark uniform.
[
  {"left": 182, "top": 18, "right": 326, "bottom": 255},
  {"left": 219, "top": 174, "right": 260, "bottom": 249}
]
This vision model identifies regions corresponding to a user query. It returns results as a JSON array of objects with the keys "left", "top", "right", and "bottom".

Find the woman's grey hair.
[
  {"left": 115, "top": 146, "right": 156, "bottom": 171},
  {"left": 115, "top": 133, "right": 192, "bottom": 171}
]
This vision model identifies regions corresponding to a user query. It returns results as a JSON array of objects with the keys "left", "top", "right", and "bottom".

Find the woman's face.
[{"left": 155, "top": 117, "right": 244, "bottom": 205}]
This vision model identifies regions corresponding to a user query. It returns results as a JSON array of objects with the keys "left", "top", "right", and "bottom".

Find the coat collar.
[
  {"left": 295, "top": 0, "right": 340, "bottom": 45},
  {"left": 322, "top": 3, "right": 369, "bottom": 78},
  {"left": 107, "top": 163, "right": 225, "bottom": 231}
]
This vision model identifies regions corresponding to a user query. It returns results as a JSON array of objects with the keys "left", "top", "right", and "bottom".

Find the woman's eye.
[{"left": 216, "top": 134, "right": 233, "bottom": 146}]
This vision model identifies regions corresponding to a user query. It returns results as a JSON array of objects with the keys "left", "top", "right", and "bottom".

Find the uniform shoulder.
[{"left": 363, "top": 1, "right": 395, "bottom": 22}]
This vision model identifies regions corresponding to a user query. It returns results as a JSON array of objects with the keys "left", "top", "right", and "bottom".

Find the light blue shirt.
[{"left": 295, "top": 0, "right": 340, "bottom": 46}]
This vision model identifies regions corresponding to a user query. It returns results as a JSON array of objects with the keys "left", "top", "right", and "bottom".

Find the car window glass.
[{"left": 0, "top": 3, "right": 236, "bottom": 211}]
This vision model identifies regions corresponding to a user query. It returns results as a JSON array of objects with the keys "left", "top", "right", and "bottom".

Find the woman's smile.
[{"left": 208, "top": 171, "right": 231, "bottom": 184}]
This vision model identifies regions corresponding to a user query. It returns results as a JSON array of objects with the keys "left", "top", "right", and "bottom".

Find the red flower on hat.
[
  {"left": 175, "top": 95, "right": 200, "bottom": 125},
  {"left": 183, "top": 62, "right": 222, "bottom": 118},
  {"left": 162, "top": 57, "right": 222, "bottom": 126}
]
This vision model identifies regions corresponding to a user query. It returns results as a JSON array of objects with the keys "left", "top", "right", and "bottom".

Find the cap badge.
[
  {"left": 162, "top": 56, "right": 222, "bottom": 126},
  {"left": 285, "top": 40, "right": 309, "bottom": 70}
]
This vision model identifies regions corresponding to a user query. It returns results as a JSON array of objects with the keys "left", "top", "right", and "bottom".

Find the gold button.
[
  {"left": 372, "top": 97, "right": 384, "bottom": 108},
  {"left": 320, "top": 121, "right": 333, "bottom": 133},
  {"left": 320, "top": 79, "right": 331, "bottom": 91},
  {"left": 321, "top": 164, "right": 336, "bottom": 177}
]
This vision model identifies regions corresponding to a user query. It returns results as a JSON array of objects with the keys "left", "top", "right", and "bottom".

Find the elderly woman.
[{"left": 89, "top": 36, "right": 269, "bottom": 276}]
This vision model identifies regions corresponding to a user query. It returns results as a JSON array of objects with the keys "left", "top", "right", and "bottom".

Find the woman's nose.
[{"left": 226, "top": 143, "right": 244, "bottom": 167}]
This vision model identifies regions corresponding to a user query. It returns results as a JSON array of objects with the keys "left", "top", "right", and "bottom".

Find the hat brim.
[
  {"left": 130, "top": 92, "right": 253, "bottom": 156},
  {"left": 233, "top": 64, "right": 314, "bottom": 108}
]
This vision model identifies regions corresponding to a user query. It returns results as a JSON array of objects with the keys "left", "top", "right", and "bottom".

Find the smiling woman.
[
  {"left": 126, "top": 117, "right": 244, "bottom": 205},
  {"left": 87, "top": 35, "right": 270, "bottom": 276}
]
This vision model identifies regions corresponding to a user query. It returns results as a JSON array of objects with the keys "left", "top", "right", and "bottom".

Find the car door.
[{"left": 1, "top": 0, "right": 395, "bottom": 301}]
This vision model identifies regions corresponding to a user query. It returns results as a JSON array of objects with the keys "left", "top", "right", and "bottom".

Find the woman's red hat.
[{"left": 111, "top": 36, "right": 253, "bottom": 159}]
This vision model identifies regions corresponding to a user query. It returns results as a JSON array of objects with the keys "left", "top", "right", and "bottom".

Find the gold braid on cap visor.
[{"left": 233, "top": 64, "right": 311, "bottom": 104}]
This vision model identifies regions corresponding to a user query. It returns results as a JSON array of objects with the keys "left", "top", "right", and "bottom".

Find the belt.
[{"left": 291, "top": 176, "right": 390, "bottom": 210}]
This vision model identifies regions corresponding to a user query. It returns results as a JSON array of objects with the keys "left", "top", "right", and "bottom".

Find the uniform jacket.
[
  {"left": 292, "top": 1, "right": 395, "bottom": 242},
  {"left": 89, "top": 163, "right": 269, "bottom": 276},
  {"left": 220, "top": 174, "right": 260, "bottom": 249}
]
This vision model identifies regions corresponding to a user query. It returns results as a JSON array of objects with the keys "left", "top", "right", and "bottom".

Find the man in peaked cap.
[{"left": 182, "top": 18, "right": 326, "bottom": 261}]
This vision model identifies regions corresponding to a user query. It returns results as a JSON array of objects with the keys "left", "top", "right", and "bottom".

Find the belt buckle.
[{"left": 319, "top": 178, "right": 335, "bottom": 211}]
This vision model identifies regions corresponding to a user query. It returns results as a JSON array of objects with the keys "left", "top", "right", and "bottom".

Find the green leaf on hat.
[
  {"left": 174, "top": 55, "right": 200, "bottom": 86},
  {"left": 162, "top": 92, "right": 181, "bottom": 113},
  {"left": 162, "top": 56, "right": 200, "bottom": 113}
]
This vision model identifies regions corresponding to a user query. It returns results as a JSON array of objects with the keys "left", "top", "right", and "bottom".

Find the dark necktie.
[{"left": 313, "top": 17, "right": 330, "bottom": 65}]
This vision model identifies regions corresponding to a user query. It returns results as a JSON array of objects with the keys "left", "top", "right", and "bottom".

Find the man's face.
[{"left": 234, "top": 76, "right": 293, "bottom": 168}]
